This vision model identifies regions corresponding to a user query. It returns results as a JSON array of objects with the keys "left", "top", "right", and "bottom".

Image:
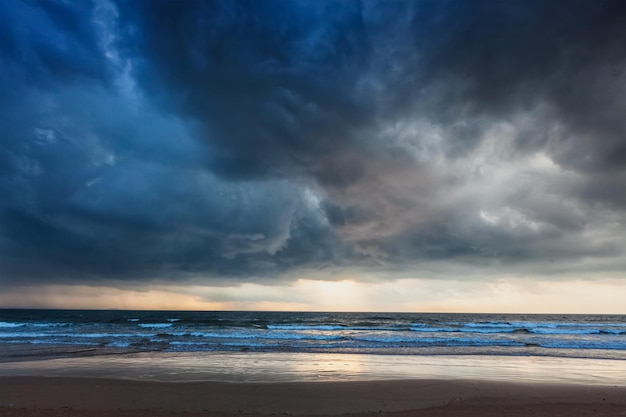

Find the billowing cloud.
[{"left": 1, "top": 0, "right": 626, "bottom": 289}]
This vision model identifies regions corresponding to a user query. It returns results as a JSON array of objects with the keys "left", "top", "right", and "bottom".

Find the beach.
[
  {"left": 2, "top": 311, "right": 625, "bottom": 416},
  {"left": 2, "top": 376, "right": 626, "bottom": 417},
  {"left": 1, "top": 350, "right": 626, "bottom": 417}
]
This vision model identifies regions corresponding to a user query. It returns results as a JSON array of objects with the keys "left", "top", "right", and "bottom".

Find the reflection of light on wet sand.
[
  {"left": 288, "top": 353, "right": 365, "bottom": 379},
  {"left": 1, "top": 352, "right": 626, "bottom": 385}
]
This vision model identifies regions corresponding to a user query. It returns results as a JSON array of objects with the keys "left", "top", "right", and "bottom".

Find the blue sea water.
[{"left": 1, "top": 310, "right": 625, "bottom": 360}]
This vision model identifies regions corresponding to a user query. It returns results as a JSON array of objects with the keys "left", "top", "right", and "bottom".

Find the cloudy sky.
[{"left": 1, "top": 0, "right": 626, "bottom": 312}]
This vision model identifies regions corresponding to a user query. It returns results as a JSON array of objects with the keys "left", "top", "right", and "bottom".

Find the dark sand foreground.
[{"left": 1, "top": 377, "right": 626, "bottom": 417}]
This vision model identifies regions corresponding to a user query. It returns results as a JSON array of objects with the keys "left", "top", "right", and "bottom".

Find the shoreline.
[
  {"left": 3, "top": 342, "right": 626, "bottom": 363},
  {"left": 1, "top": 376, "right": 626, "bottom": 417}
]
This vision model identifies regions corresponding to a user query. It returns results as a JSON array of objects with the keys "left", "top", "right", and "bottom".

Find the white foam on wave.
[
  {"left": 0, "top": 322, "right": 25, "bottom": 328},
  {"left": 409, "top": 327, "right": 457, "bottom": 333},
  {"left": 529, "top": 328, "right": 602, "bottom": 335},
  {"left": 221, "top": 342, "right": 281, "bottom": 348},
  {"left": 266, "top": 325, "right": 346, "bottom": 331},
  {"left": 0, "top": 332, "right": 48, "bottom": 338},
  {"left": 169, "top": 341, "right": 207, "bottom": 346},
  {"left": 32, "top": 323, "right": 68, "bottom": 328},
  {"left": 462, "top": 321, "right": 513, "bottom": 328},
  {"left": 55, "top": 332, "right": 152, "bottom": 338},
  {"left": 138, "top": 323, "right": 172, "bottom": 328},
  {"left": 556, "top": 322, "right": 626, "bottom": 328},
  {"left": 508, "top": 321, "right": 559, "bottom": 329},
  {"left": 190, "top": 332, "right": 257, "bottom": 339},
  {"left": 186, "top": 330, "right": 343, "bottom": 341},
  {"left": 352, "top": 334, "right": 524, "bottom": 347},
  {"left": 28, "top": 340, "right": 100, "bottom": 346},
  {"left": 264, "top": 332, "right": 343, "bottom": 341}
]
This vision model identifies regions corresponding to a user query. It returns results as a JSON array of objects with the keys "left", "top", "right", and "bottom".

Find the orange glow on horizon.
[{"left": 0, "top": 278, "right": 625, "bottom": 313}]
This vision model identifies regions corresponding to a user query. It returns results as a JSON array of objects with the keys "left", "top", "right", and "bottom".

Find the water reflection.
[{"left": 1, "top": 352, "right": 624, "bottom": 385}]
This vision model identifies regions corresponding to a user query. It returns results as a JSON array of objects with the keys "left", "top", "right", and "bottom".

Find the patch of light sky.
[{"left": 1, "top": 277, "right": 625, "bottom": 313}]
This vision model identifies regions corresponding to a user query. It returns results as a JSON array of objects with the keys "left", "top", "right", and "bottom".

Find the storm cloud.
[{"left": 1, "top": 0, "right": 626, "bottom": 287}]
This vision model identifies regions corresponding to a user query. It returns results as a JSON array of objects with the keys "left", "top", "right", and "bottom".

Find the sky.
[{"left": 1, "top": 0, "right": 626, "bottom": 313}]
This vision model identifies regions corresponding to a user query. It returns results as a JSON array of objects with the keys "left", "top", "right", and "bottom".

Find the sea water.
[{"left": 1, "top": 310, "right": 625, "bottom": 359}]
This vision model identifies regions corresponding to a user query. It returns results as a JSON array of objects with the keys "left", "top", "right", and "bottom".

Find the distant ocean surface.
[{"left": 1, "top": 310, "right": 625, "bottom": 361}]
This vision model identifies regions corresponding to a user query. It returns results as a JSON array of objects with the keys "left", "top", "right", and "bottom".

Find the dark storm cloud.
[
  {"left": 1, "top": 0, "right": 626, "bottom": 286},
  {"left": 113, "top": 0, "right": 375, "bottom": 181},
  {"left": 0, "top": 0, "right": 110, "bottom": 87}
]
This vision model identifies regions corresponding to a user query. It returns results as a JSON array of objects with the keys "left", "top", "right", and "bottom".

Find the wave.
[
  {"left": 0, "top": 332, "right": 153, "bottom": 339},
  {"left": 263, "top": 333, "right": 343, "bottom": 341},
  {"left": 409, "top": 326, "right": 523, "bottom": 334},
  {"left": 409, "top": 323, "right": 626, "bottom": 336},
  {"left": 528, "top": 328, "right": 604, "bottom": 335},
  {"left": 537, "top": 341, "right": 626, "bottom": 350},
  {"left": 266, "top": 325, "right": 346, "bottom": 331},
  {"left": 0, "top": 332, "right": 49, "bottom": 338},
  {"left": 460, "top": 321, "right": 515, "bottom": 328},
  {"left": 2, "top": 311, "right": 625, "bottom": 357},
  {"left": 189, "top": 331, "right": 257, "bottom": 339},
  {"left": 28, "top": 340, "right": 101, "bottom": 346},
  {"left": 0, "top": 322, "right": 25, "bottom": 328},
  {"left": 352, "top": 335, "right": 525, "bottom": 347},
  {"left": 1, "top": 321, "right": 80, "bottom": 328},
  {"left": 62, "top": 332, "right": 153, "bottom": 338},
  {"left": 600, "top": 329, "right": 626, "bottom": 335},
  {"left": 264, "top": 321, "right": 626, "bottom": 336},
  {"left": 554, "top": 322, "right": 626, "bottom": 328},
  {"left": 138, "top": 323, "right": 173, "bottom": 328},
  {"left": 183, "top": 331, "right": 344, "bottom": 341},
  {"left": 221, "top": 342, "right": 282, "bottom": 348}
]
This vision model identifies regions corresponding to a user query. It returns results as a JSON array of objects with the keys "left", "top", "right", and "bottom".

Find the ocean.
[{"left": 1, "top": 309, "right": 625, "bottom": 360}]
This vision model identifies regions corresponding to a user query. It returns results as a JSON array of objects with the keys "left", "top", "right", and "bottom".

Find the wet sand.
[
  {"left": 3, "top": 348, "right": 625, "bottom": 385},
  {"left": 1, "top": 376, "right": 626, "bottom": 417},
  {"left": 2, "top": 347, "right": 625, "bottom": 416}
]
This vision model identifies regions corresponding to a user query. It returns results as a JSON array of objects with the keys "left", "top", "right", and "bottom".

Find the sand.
[{"left": 1, "top": 376, "right": 626, "bottom": 417}]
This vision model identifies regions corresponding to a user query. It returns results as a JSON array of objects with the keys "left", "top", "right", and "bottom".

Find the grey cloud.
[
  {"left": 114, "top": 0, "right": 377, "bottom": 182},
  {"left": 0, "top": 0, "right": 110, "bottom": 87},
  {"left": 1, "top": 0, "right": 626, "bottom": 287}
]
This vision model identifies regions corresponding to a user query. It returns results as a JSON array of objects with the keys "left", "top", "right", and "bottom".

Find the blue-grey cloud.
[{"left": 1, "top": 0, "right": 626, "bottom": 286}]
